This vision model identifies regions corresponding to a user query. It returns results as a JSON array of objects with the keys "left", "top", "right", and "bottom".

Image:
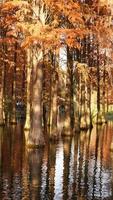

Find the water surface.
[{"left": 0, "top": 123, "right": 113, "bottom": 200}]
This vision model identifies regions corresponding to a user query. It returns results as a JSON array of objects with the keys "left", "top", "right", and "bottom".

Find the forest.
[
  {"left": 0, "top": 0, "right": 113, "bottom": 147},
  {"left": 1, "top": 0, "right": 113, "bottom": 200}
]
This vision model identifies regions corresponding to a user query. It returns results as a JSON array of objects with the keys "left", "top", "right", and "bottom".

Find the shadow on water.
[{"left": 0, "top": 122, "right": 113, "bottom": 199}]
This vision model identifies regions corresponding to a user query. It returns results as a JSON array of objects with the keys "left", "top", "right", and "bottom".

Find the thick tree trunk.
[
  {"left": 63, "top": 72, "right": 71, "bottom": 136},
  {"left": 106, "top": 87, "right": 109, "bottom": 112},
  {"left": 0, "top": 32, "right": 6, "bottom": 125},
  {"left": 79, "top": 74, "right": 83, "bottom": 128},
  {"left": 74, "top": 81, "right": 80, "bottom": 132},
  {"left": 11, "top": 42, "right": 17, "bottom": 124},
  {"left": 97, "top": 46, "right": 100, "bottom": 113},
  {"left": 96, "top": 44, "right": 102, "bottom": 124},
  {"left": 69, "top": 63, "right": 74, "bottom": 130},
  {"left": 49, "top": 74, "right": 58, "bottom": 139},
  {"left": 42, "top": 58, "right": 48, "bottom": 135},
  {"left": 49, "top": 51, "right": 58, "bottom": 139},
  {"left": 2, "top": 37, "right": 8, "bottom": 124},
  {"left": 63, "top": 47, "right": 73, "bottom": 136},
  {"left": 88, "top": 82, "right": 93, "bottom": 128},
  {"left": 101, "top": 63, "right": 106, "bottom": 123},
  {"left": 80, "top": 80, "right": 89, "bottom": 130},
  {"left": 24, "top": 49, "right": 32, "bottom": 130},
  {"left": 0, "top": 94, "right": 4, "bottom": 125},
  {"left": 102, "top": 64, "right": 105, "bottom": 115},
  {"left": 26, "top": 51, "right": 45, "bottom": 147},
  {"left": 0, "top": 68, "right": 5, "bottom": 125}
]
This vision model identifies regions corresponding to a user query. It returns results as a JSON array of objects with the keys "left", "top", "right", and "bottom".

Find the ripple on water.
[{"left": 1, "top": 124, "right": 113, "bottom": 200}]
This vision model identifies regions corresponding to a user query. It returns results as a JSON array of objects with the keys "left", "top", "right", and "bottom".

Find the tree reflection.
[
  {"left": 1, "top": 126, "right": 12, "bottom": 199},
  {"left": 0, "top": 123, "right": 113, "bottom": 200},
  {"left": 11, "top": 123, "right": 24, "bottom": 200},
  {"left": 27, "top": 148, "right": 43, "bottom": 200}
]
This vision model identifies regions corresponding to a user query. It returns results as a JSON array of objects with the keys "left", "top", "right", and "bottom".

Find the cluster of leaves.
[
  {"left": 0, "top": 1, "right": 30, "bottom": 41},
  {"left": 0, "top": 0, "right": 113, "bottom": 54},
  {"left": 0, "top": 0, "right": 86, "bottom": 49},
  {"left": 1, "top": 0, "right": 113, "bottom": 103}
]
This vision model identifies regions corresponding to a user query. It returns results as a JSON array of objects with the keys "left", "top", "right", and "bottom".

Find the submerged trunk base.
[
  {"left": 24, "top": 122, "right": 30, "bottom": 130},
  {"left": 10, "top": 120, "right": 17, "bottom": 125},
  {"left": 96, "top": 112, "right": 106, "bottom": 125},
  {"left": 61, "top": 127, "right": 73, "bottom": 136},
  {"left": 49, "top": 126, "right": 59, "bottom": 141},
  {"left": 49, "top": 134, "right": 59, "bottom": 141},
  {"left": 80, "top": 116, "right": 89, "bottom": 131},
  {"left": 0, "top": 121, "right": 5, "bottom": 126},
  {"left": 74, "top": 117, "right": 80, "bottom": 133},
  {"left": 26, "top": 129, "right": 45, "bottom": 148},
  {"left": 110, "top": 142, "right": 113, "bottom": 151},
  {"left": 26, "top": 138, "right": 45, "bottom": 148},
  {"left": 26, "top": 143, "right": 45, "bottom": 149}
]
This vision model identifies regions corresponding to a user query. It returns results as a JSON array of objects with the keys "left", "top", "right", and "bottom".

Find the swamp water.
[{"left": 0, "top": 123, "right": 113, "bottom": 200}]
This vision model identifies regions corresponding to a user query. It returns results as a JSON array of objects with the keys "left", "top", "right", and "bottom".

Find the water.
[{"left": 0, "top": 123, "right": 113, "bottom": 200}]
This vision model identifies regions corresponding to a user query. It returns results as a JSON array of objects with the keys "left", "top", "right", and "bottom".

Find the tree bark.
[
  {"left": 49, "top": 73, "right": 58, "bottom": 139},
  {"left": 0, "top": 66, "right": 5, "bottom": 125},
  {"left": 24, "top": 49, "right": 32, "bottom": 130},
  {"left": 96, "top": 44, "right": 102, "bottom": 124},
  {"left": 74, "top": 81, "right": 80, "bottom": 132},
  {"left": 26, "top": 51, "right": 45, "bottom": 147},
  {"left": 11, "top": 42, "right": 18, "bottom": 124},
  {"left": 97, "top": 45, "right": 100, "bottom": 114},
  {"left": 49, "top": 51, "right": 58, "bottom": 139},
  {"left": 88, "top": 81, "right": 93, "bottom": 128},
  {"left": 63, "top": 47, "right": 73, "bottom": 135}
]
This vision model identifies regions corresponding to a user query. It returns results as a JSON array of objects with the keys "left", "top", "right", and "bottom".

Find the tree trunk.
[
  {"left": 0, "top": 66, "right": 5, "bottom": 125},
  {"left": 24, "top": 49, "right": 32, "bottom": 130},
  {"left": 106, "top": 87, "right": 109, "bottom": 112},
  {"left": 79, "top": 74, "right": 83, "bottom": 128},
  {"left": 42, "top": 57, "right": 47, "bottom": 135},
  {"left": 101, "top": 59, "right": 106, "bottom": 123},
  {"left": 63, "top": 47, "right": 73, "bottom": 136},
  {"left": 102, "top": 64, "right": 105, "bottom": 116},
  {"left": 49, "top": 74, "right": 58, "bottom": 139},
  {"left": 49, "top": 52, "right": 58, "bottom": 139},
  {"left": 80, "top": 80, "right": 88, "bottom": 130},
  {"left": 0, "top": 31, "right": 6, "bottom": 125},
  {"left": 88, "top": 82, "right": 93, "bottom": 128},
  {"left": 11, "top": 42, "right": 17, "bottom": 124},
  {"left": 74, "top": 81, "right": 80, "bottom": 132},
  {"left": 97, "top": 45, "right": 100, "bottom": 113},
  {"left": 96, "top": 44, "right": 102, "bottom": 124},
  {"left": 26, "top": 51, "right": 45, "bottom": 147}
]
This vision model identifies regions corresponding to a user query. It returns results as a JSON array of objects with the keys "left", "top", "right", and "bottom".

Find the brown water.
[{"left": 0, "top": 123, "right": 113, "bottom": 200}]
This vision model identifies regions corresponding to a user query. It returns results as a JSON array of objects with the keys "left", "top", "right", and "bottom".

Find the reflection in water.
[
  {"left": 54, "top": 141, "right": 64, "bottom": 200},
  {"left": 12, "top": 123, "right": 24, "bottom": 200},
  {"left": 1, "top": 126, "right": 12, "bottom": 200},
  {"left": 40, "top": 148, "right": 48, "bottom": 200},
  {"left": 0, "top": 123, "right": 113, "bottom": 199},
  {"left": 0, "top": 127, "right": 2, "bottom": 200},
  {"left": 68, "top": 139, "right": 74, "bottom": 200}
]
